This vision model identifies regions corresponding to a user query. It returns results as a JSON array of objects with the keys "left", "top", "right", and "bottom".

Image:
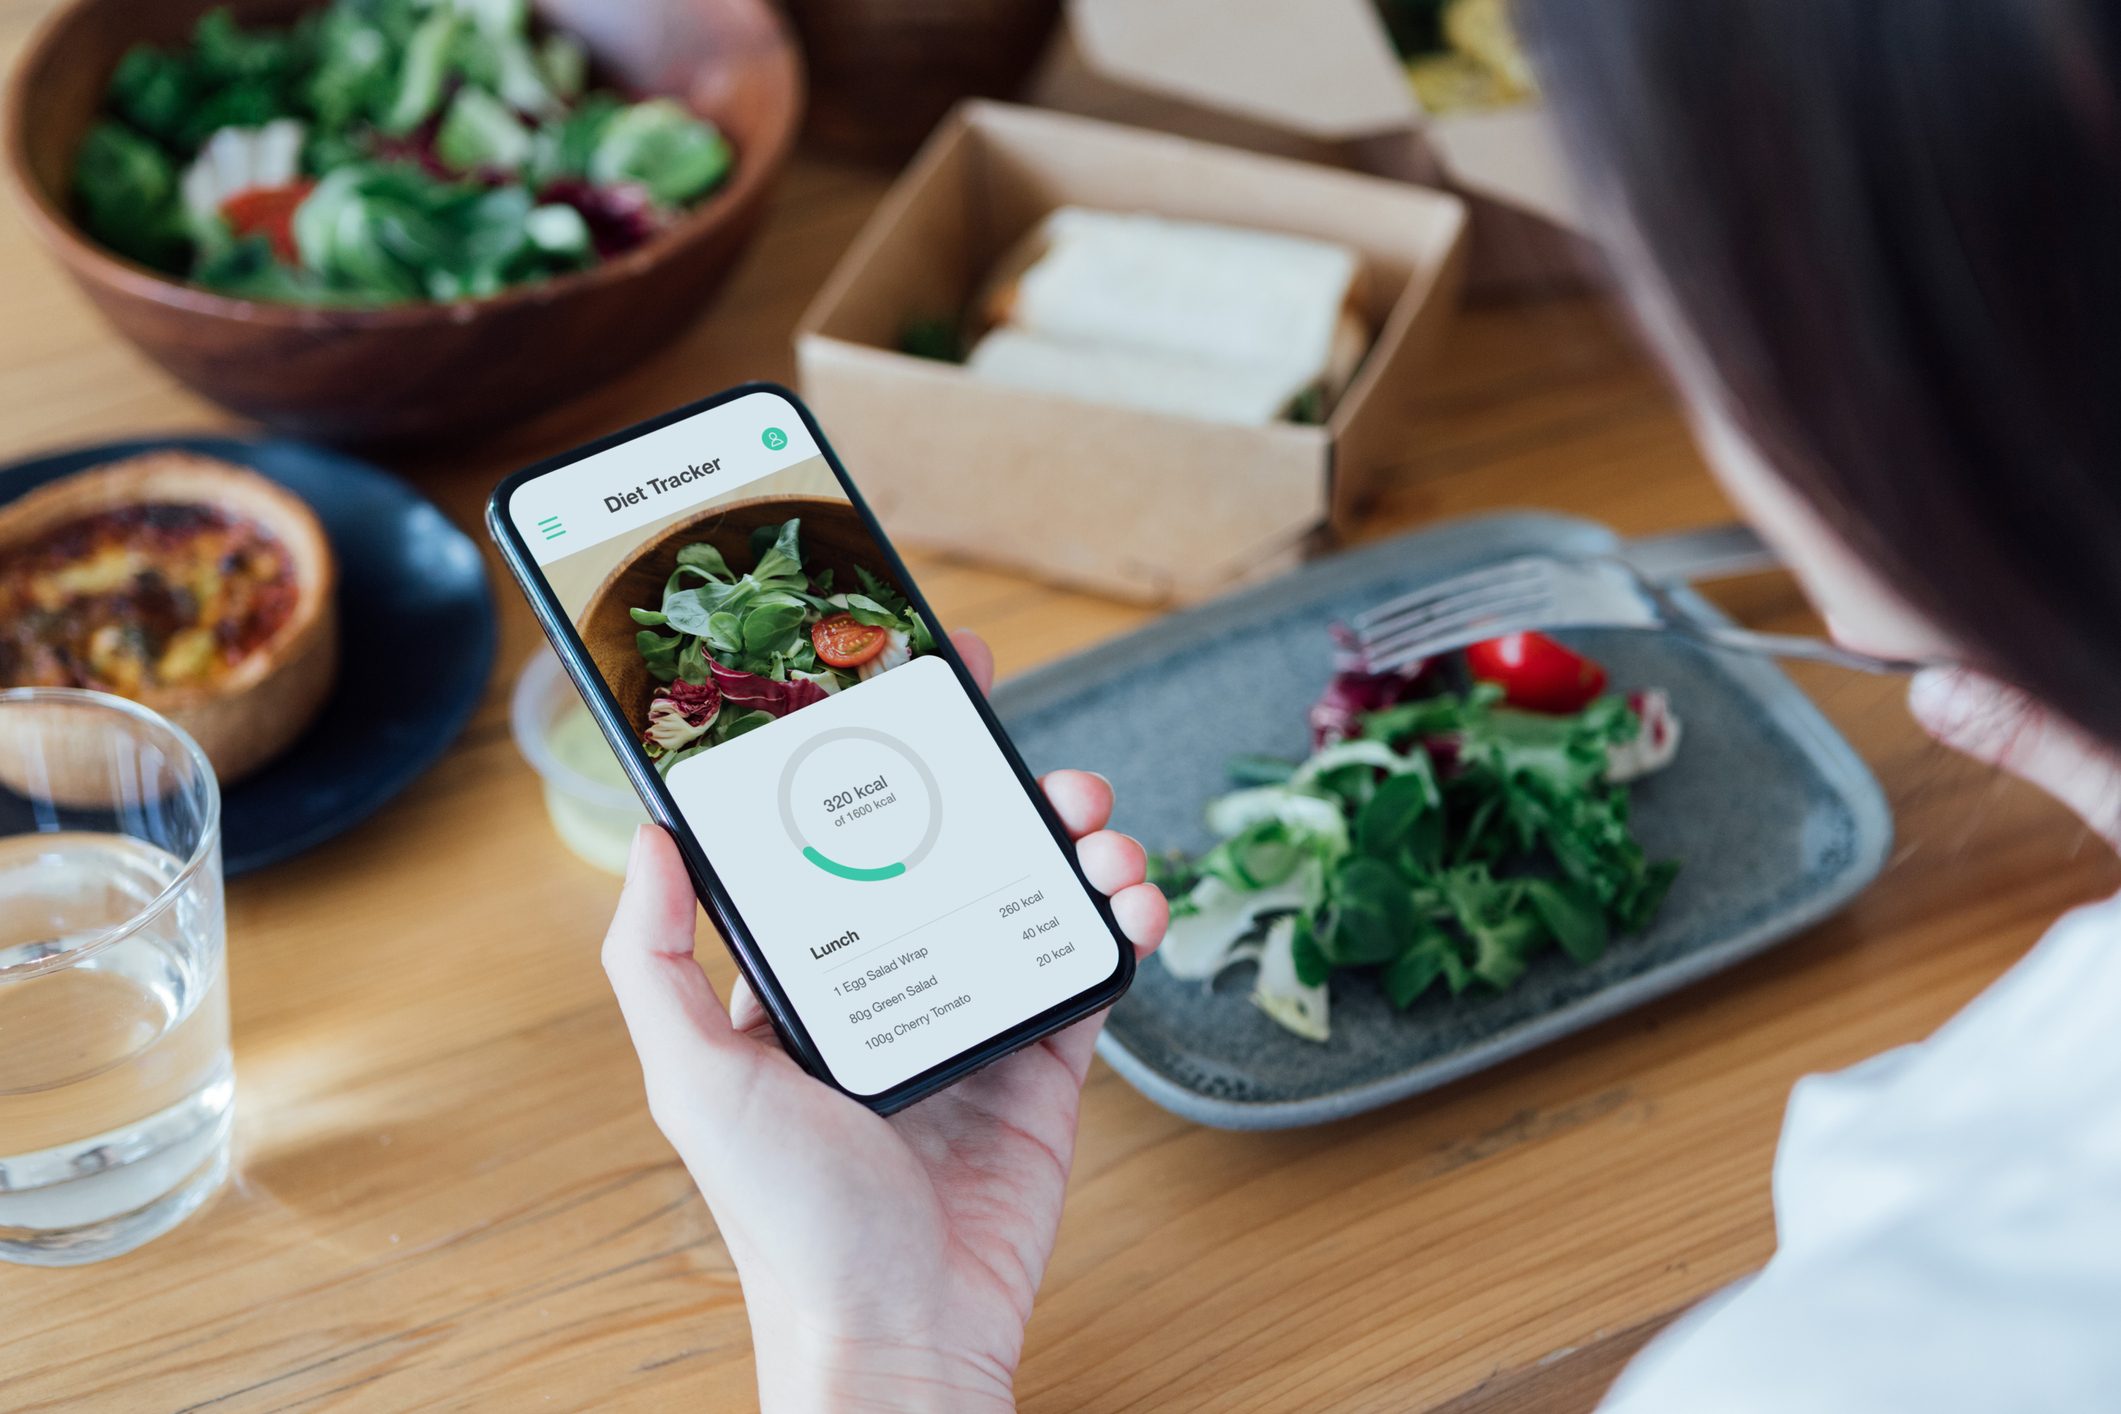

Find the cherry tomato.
[
  {"left": 1465, "top": 632, "right": 1607, "bottom": 713},
  {"left": 219, "top": 181, "right": 316, "bottom": 264},
  {"left": 812, "top": 612, "right": 889, "bottom": 668}
]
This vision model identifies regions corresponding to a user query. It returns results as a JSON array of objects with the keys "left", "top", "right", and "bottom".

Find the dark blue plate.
[{"left": 0, "top": 437, "right": 494, "bottom": 876}]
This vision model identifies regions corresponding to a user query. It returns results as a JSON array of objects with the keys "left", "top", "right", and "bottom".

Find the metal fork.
[{"left": 1349, "top": 533, "right": 1930, "bottom": 676}]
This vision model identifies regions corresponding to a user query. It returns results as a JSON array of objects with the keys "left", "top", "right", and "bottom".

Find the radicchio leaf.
[
  {"left": 708, "top": 660, "right": 828, "bottom": 718},
  {"left": 1308, "top": 626, "right": 1436, "bottom": 749},
  {"left": 536, "top": 177, "right": 662, "bottom": 257},
  {"left": 645, "top": 675, "right": 721, "bottom": 752}
]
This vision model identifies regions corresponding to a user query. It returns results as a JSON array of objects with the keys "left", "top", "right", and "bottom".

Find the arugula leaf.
[{"left": 1156, "top": 681, "right": 1679, "bottom": 1042}]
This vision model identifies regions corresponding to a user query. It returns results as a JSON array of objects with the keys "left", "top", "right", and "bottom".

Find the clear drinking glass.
[{"left": 0, "top": 688, "right": 230, "bottom": 1266}]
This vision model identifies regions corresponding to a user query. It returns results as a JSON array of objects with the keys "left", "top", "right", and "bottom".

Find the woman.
[{"left": 605, "top": 2, "right": 2121, "bottom": 1406}]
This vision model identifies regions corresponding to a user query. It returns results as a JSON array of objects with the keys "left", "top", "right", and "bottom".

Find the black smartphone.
[{"left": 487, "top": 383, "right": 1134, "bottom": 1113}]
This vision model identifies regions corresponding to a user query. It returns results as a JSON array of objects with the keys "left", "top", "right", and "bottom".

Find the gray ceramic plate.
[{"left": 992, "top": 513, "right": 1891, "bottom": 1130}]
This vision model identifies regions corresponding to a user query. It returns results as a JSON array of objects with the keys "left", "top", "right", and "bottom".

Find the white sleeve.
[{"left": 1600, "top": 894, "right": 2121, "bottom": 1414}]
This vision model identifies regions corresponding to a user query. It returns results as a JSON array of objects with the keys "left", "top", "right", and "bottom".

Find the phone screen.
[{"left": 497, "top": 389, "right": 1127, "bottom": 1099}]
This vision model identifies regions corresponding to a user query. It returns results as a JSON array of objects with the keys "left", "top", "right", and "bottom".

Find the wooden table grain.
[{"left": 5, "top": 3, "right": 2116, "bottom": 1407}]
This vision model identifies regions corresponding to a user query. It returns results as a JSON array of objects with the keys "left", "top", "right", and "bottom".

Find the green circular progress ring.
[{"left": 777, "top": 726, "right": 942, "bottom": 882}]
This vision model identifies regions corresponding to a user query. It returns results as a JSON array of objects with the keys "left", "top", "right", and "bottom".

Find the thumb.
[
  {"left": 1909, "top": 668, "right": 2121, "bottom": 845},
  {"left": 602, "top": 825, "right": 755, "bottom": 1130}
]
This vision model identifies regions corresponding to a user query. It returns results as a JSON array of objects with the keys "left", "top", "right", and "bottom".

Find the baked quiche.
[{"left": 0, "top": 453, "right": 336, "bottom": 781}]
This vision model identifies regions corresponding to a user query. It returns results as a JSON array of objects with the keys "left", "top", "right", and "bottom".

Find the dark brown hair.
[{"left": 1520, "top": 0, "right": 2121, "bottom": 746}]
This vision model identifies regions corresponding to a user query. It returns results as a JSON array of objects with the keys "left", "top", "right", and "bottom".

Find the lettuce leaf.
[
  {"left": 1155, "top": 680, "right": 1680, "bottom": 1040},
  {"left": 588, "top": 99, "right": 732, "bottom": 206},
  {"left": 72, "top": 123, "right": 188, "bottom": 268}
]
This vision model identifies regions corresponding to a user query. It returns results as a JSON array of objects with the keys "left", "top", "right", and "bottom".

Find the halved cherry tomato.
[
  {"left": 812, "top": 612, "right": 889, "bottom": 668},
  {"left": 219, "top": 181, "right": 316, "bottom": 264},
  {"left": 1465, "top": 632, "right": 1607, "bottom": 713}
]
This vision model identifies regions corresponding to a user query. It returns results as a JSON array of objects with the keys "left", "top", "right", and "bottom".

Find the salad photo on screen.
[{"left": 620, "top": 513, "right": 933, "bottom": 771}]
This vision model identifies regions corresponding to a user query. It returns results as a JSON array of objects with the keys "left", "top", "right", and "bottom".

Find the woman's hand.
[{"left": 601, "top": 629, "right": 1168, "bottom": 1412}]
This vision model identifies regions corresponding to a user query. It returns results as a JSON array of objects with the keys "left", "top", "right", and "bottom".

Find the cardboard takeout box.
[
  {"left": 1029, "top": 0, "right": 1582, "bottom": 287},
  {"left": 795, "top": 101, "right": 1467, "bottom": 605}
]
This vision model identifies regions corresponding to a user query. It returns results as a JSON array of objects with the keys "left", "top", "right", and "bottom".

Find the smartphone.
[{"left": 487, "top": 383, "right": 1134, "bottom": 1113}]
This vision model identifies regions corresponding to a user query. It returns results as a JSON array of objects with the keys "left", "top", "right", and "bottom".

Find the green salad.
[
  {"left": 73, "top": 0, "right": 734, "bottom": 305},
  {"left": 630, "top": 518, "right": 935, "bottom": 771},
  {"left": 1151, "top": 635, "right": 1681, "bottom": 1042}
]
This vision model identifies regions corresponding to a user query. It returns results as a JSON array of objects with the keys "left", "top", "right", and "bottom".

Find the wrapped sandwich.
[{"left": 961, "top": 208, "right": 1372, "bottom": 427}]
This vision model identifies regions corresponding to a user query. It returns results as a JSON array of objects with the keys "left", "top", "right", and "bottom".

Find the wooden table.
[{"left": 5, "top": 6, "right": 2116, "bottom": 1407}]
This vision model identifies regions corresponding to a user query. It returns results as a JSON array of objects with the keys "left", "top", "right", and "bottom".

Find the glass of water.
[{"left": 0, "top": 688, "right": 229, "bottom": 1266}]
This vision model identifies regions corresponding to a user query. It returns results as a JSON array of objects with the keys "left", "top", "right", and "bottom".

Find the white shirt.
[{"left": 1604, "top": 892, "right": 2121, "bottom": 1413}]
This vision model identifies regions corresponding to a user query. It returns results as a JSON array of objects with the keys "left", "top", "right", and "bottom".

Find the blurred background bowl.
[
  {"left": 577, "top": 494, "right": 880, "bottom": 740},
  {"left": 510, "top": 648, "right": 646, "bottom": 874},
  {"left": 781, "top": 0, "right": 1057, "bottom": 163},
  {"left": 3, "top": 0, "right": 803, "bottom": 444}
]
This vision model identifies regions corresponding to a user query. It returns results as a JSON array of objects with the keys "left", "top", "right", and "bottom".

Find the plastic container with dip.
[{"left": 509, "top": 650, "right": 648, "bottom": 873}]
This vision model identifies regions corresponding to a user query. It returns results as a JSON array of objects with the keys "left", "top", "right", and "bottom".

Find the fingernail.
[{"left": 627, "top": 824, "right": 651, "bottom": 873}]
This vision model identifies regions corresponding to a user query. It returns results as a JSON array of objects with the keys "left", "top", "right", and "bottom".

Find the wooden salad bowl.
[
  {"left": 0, "top": 452, "right": 338, "bottom": 785},
  {"left": 578, "top": 495, "right": 896, "bottom": 742},
  {"left": 3, "top": 0, "right": 803, "bottom": 443}
]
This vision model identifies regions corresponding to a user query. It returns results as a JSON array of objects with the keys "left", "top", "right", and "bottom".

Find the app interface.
[{"left": 509, "top": 392, "right": 1121, "bottom": 1095}]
